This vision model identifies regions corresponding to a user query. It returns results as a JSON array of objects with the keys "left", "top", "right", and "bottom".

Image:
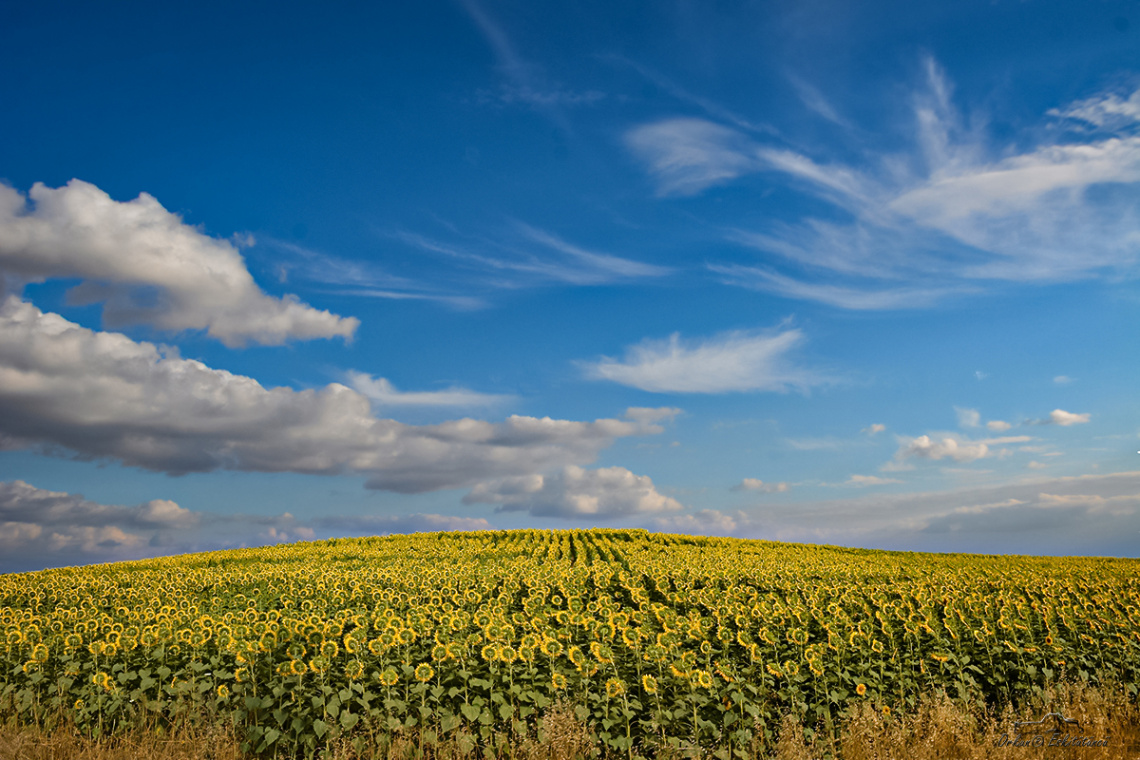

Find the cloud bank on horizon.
[{"left": 0, "top": 0, "right": 1136, "bottom": 572}]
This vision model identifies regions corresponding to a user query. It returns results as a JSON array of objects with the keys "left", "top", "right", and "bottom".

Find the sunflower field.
[{"left": 2, "top": 529, "right": 1139, "bottom": 757}]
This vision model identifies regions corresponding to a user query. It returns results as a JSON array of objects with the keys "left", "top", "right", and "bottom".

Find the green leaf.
[
  {"left": 340, "top": 712, "right": 360, "bottom": 730},
  {"left": 312, "top": 719, "right": 329, "bottom": 738},
  {"left": 460, "top": 703, "right": 481, "bottom": 722}
]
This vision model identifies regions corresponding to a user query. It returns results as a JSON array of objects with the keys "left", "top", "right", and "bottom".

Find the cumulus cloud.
[
  {"left": 894, "top": 435, "right": 989, "bottom": 463},
  {"left": 986, "top": 420, "right": 1012, "bottom": 432},
  {"left": 1042, "top": 409, "right": 1092, "bottom": 426},
  {"left": 0, "top": 180, "right": 359, "bottom": 346},
  {"left": 0, "top": 297, "right": 671, "bottom": 493},
  {"left": 0, "top": 480, "right": 197, "bottom": 571},
  {"left": 462, "top": 465, "right": 683, "bottom": 518},
  {"left": 0, "top": 479, "right": 501, "bottom": 573},
  {"left": 731, "top": 478, "right": 790, "bottom": 493},
  {"left": 862, "top": 423, "right": 886, "bottom": 435},
  {"left": 345, "top": 372, "right": 513, "bottom": 408},
  {"left": 582, "top": 327, "right": 824, "bottom": 394}
]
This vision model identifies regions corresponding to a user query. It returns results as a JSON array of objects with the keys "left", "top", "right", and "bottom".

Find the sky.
[{"left": 1, "top": 0, "right": 1139, "bottom": 573}]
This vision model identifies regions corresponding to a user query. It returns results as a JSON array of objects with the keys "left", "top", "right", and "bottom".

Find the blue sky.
[{"left": 1, "top": 0, "right": 1139, "bottom": 572}]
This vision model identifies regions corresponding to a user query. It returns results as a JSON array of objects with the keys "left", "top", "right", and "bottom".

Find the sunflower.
[
  {"left": 379, "top": 667, "right": 400, "bottom": 687},
  {"left": 541, "top": 638, "right": 563, "bottom": 658},
  {"left": 855, "top": 683, "right": 867, "bottom": 696},
  {"left": 551, "top": 672, "right": 568, "bottom": 690},
  {"left": 605, "top": 678, "right": 626, "bottom": 698},
  {"left": 641, "top": 674, "right": 658, "bottom": 695},
  {"left": 414, "top": 663, "right": 435, "bottom": 682},
  {"left": 345, "top": 660, "right": 365, "bottom": 681},
  {"left": 216, "top": 684, "right": 230, "bottom": 699}
]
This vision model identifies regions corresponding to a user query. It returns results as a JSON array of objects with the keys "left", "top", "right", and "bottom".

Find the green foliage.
[{"left": 1, "top": 529, "right": 1138, "bottom": 756}]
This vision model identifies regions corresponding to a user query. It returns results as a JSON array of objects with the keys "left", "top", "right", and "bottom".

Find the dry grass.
[{"left": 2, "top": 683, "right": 1138, "bottom": 760}]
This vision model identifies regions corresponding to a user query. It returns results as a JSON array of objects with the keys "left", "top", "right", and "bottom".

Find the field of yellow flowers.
[{"left": 2, "top": 529, "right": 1138, "bottom": 757}]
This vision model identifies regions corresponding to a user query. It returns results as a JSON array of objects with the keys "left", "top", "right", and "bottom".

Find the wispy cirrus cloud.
[
  {"left": 393, "top": 224, "right": 670, "bottom": 290},
  {"left": 459, "top": 0, "right": 604, "bottom": 112},
  {"left": 845, "top": 474, "right": 903, "bottom": 486},
  {"left": 581, "top": 326, "right": 827, "bottom": 394},
  {"left": 625, "top": 118, "right": 761, "bottom": 197},
  {"left": 625, "top": 58, "right": 1140, "bottom": 308},
  {"left": 346, "top": 371, "right": 514, "bottom": 409}
]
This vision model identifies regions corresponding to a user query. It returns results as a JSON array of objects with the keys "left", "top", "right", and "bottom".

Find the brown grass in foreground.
[{"left": 2, "top": 682, "right": 1138, "bottom": 760}]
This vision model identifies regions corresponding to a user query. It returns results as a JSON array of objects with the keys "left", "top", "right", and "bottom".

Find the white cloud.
[
  {"left": 977, "top": 435, "right": 1033, "bottom": 445},
  {"left": 393, "top": 225, "right": 669, "bottom": 290},
  {"left": 654, "top": 471, "right": 1140, "bottom": 556},
  {"left": 955, "top": 407, "right": 981, "bottom": 428},
  {"left": 513, "top": 223, "right": 673, "bottom": 282},
  {"left": 0, "top": 480, "right": 196, "bottom": 570},
  {"left": 894, "top": 435, "right": 989, "bottom": 463},
  {"left": 462, "top": 465, "right": 683, "bottom": 518},
  {"left": 1053, "top": 375, "right": 1075, "bottom": 385},
  {"left": 654, "top": 509, "right": 743, "bottom": 536},
  {"left": 624, "top": 118, "right": 760, "bottom": 196},
  {"left": 0, "top": 297, "right": 671, "bottom": 493},
  {"left": 787, "top": 74, "right": 850, "bottom": 127},
  {"left": 986, "top": 420, "right": 1012, "bottom": 432},
  {"left": 0, "top": 478, "right": 496, "bottom": 573},
  {"left": 707, "top": 264, "right": 969, "bottom": 310},
  {"left": 582, "top": 326, "right": 824, "bottom": 394},
  {"left": 1048, "top": 409, "right": 1092, "bottom": 426},
  {"left": 309, "top": 513, "right": 492, "bottom": 534},
  {"left": 345, "top": 372, "right": 513, "bottom": 408},
  {"left": 731, "top": 478, "right": 790, "bottom": 493},
  {"left": 862, "top": 423, "right": 886, "bottom": 435},
  {"left": 1027, "top": 461, "right": 1048, "bottom": 470},
  {"left": 0, "top": 180, "right": 359, "bottom": 347},
  {"left": 1048, "top": 88, "right": 1140, "bottom": 130},
  {"left": 845, "top": 474, "right": 903, "bottom": 486},
  {"left": 634, "top": 62, "right": 1140, "bottom": 308}
]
